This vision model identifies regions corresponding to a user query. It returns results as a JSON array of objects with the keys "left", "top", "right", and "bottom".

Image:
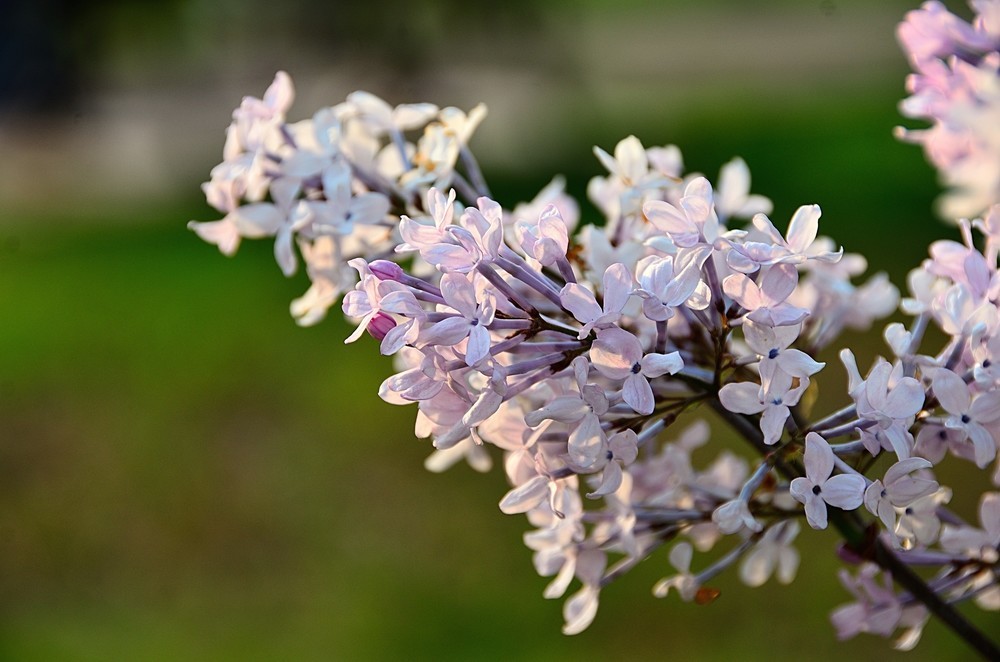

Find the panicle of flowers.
[
  {"left": 327, "top": 126, "right": 910, "bottom": 637},
  {"left": 188, "top": 72, "right": 492, "bottom": 326},
  {"left": 192, "top": 5, "right": 1000, "bottom": 651},
  {"left": 897, "top": 0, "right": 1000, "bottom": 218}
]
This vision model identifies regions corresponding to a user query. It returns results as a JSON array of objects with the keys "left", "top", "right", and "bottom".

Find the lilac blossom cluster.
[
  {"left": 898, "top": 0, "right": 1000, "bottom": 218},
  {"left": 191, "top": 4, "right": 1000, "bottom": 655}
]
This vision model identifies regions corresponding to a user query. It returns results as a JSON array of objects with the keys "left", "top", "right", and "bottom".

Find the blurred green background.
[{"left": 0, "top": 0, "right": 993, "bottom": 660}]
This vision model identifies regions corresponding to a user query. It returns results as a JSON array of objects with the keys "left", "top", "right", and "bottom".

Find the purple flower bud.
[
  {"left": 369, "top": 260, "right": 404, "bottom": 281},
  {"left": 367, "top": 312, "right": 397, "bottom": 340}
]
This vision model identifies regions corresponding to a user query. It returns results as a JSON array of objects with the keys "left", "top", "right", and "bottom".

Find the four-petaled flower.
[
  {"left": 589, "top": 327, "right": 684, "bottom": 415},
  {"left": 790, "top": 433, "right": 866, "bottom": 529}
]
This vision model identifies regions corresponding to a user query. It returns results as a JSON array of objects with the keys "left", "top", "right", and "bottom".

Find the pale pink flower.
[
  {"left": 714, "top": 156, "right": 773, "bottom": 222},
  {"left": 739, "top": 521, "right": 800, "bottom": 587},
  {"left": 743, "top": 320, "right": 825, "bottom": 391},
  {"left": 524, "top": 357, "right": 609, "bottom": 469},
  {"left": 419, "top": 272, "right": 496, "bottom": 366},
  {"left": 560, "top": 263, "right": 633, "bottom": 338},
  {"left": 723, "top": 263, "right": 809, "bottom": 327},
  {"left": 790, "top": 433, "right": 866, "bottom": 529},
  {"left": 652, "top": 542, "right": 699, "bottom": 601},
  {"left": 590, "top": 326, "right": 684, "bottom": 415},
  {"left": 896, "top": 488, "right": 951, "bottom": 548},
  {"left": 863, "top": 457, "right": 938, "bottom": 538},
  {"left": 515, "top": 204, "right": 570, "bottom": 267},
  {"left": 718, "top": 370, "right": 800, "bottom": 446},
  {"left": 932, "top": 368, "right": 1000, "bottom": 467},
  {"left": 633, "top": 248, "right": 710, "bottom": 322},
  {"left": 585, "top": 430, "right": 639, "bottom": 499},
  {"left": 643, "top": 177, "right": 721, "bottom": 248},
  {"left": 727, "top": 204, "right": 841, "bottom": 273},
  {"left": 342, "top": 90, "right": 438, "bottom": 135},
  {"left": 397, "top": 187, "right": 457, "bottom": 254},
  {"left": 899, "top": 2, "right": 988, "bottom": 62}
]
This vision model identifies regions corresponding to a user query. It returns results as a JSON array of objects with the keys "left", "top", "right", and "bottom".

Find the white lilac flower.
[
  {"left": 712, "top": 499, "right": 760, "bottom": 535},
  {"left": 652, "top": 542, "right": 699, "bottom": 601},
  {"left": 863, "top": 457, "right": 939, "bottom": 541},
  {"left": 718, "top": 369, "right": 801, "bottom": 446},
  {"left": 898, "top": 1, "right": 1000, "bottom": 217},
  {"left": 590, "top": 326, "right": 684, "bottom": 415},
  {"left": 896, "top": 487, "right": 951, "bottom": 549},
  {"left": 841, "top": 350, "right": 925, "bottom": 458},
  {"left": 643, "top": 177, "right": 722, "bottom": 248},
  {"left": 790, "top": 433, "right": 866, "bottom": 529},
  {"left": 633, "top": 248, "right": 711, "bottom": 322},
  {"left": 723, "top": 263, "right": 809, "bottom": 327},
  {"left": 524, "top": 357, "right": 609, "bottom": 469},
  {"left": 739, "top": 521, "right": 801, "bottom": 587},
  {"left": 398, "top": 187, "right": 457, "bottom": 255},
  {"left": 290, "top": 236, "right": 355, "bottom": 326},
  {"left": 831, "top": 564, "right": 926, "bottom": 643},
  {"left": 585, "top": 430, "right": 639, "bottom": 499},
  {"left": 713, "top": 156, "right": 773, "bottom": 223},
  {"left": 590, "top": 135, "right": 670, "bottom": 221},
  {"left": 940, "top": 491, "right": 1000, "bottom": 559},
  {"left": 560, "top": 263, "right": 633, "bottom": 338},
  {"left": 726, "top": 204, "right": 842, "bottom": 273},
  {"left": 742, "top": 320, "right": 825, "bottom": 392},
  {"left": 515, "top": 204, "right": 570, "bottom": 267},
  {"left": 341, "top": 90, "right": 439, "bottom": 136},
  {"left": 342, "top": 261, "right": 423, "bottom": 344},
  {"left": 561, "top": 549, "right": 606, "bottom": 635},
  {"left": 226, "top": 70, "right": 294, "bottom": 158},
  {"left": 511, "top": 177, "right": 580, "bottom": 235},
  {"left": 418, "top": 272, "right": 496, "bottom": 366},
  {"left": 973, "top": 331, "right": 1000, "bottom": 385},
  {"left": 575, "top": 225, "right": 645, "bottom": 284},
  {"left": 932, "top": 368, "right": 1000, "bottom": 467}
]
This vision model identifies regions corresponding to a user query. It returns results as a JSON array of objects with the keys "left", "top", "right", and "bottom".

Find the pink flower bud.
[
  {"left": 369, "top": 260, "right": 404, "bottom": 281},
  {"left": 367, "top": 312, "right": 396, "bottom": 340}
]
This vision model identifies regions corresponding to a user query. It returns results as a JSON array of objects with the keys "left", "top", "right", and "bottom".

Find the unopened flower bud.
[
  {"left": 369, "top": 260, "right": 404, "bottom": 281},
  {"left": 367, "top": 312, "right": 396, "bottom": 340}
]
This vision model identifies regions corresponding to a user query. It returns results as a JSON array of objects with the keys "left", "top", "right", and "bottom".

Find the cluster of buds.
[{"left": 191, "top": 1, "right": 1000, "bottom": 655}]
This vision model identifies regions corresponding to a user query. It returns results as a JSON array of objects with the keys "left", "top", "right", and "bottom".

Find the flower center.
[
  {"left": 631, "top": 362, "right": 642, "bottom": 374},
  {"left": 768, "top": 348, "right": 779, "bottom": 360},
  {"left": 812, "top": 485, "right": 822, "bottom": 495}
]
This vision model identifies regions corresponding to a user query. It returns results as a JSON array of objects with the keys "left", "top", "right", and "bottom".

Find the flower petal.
[
  {"left": 623, "top": 373, "right": 654, "bottom": 415},
  {"left": 822, "top": 474, "right": 866, "bottom": 511},
  {"left": 803, "top": 432, "right": 834, "bottom": 482}
]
